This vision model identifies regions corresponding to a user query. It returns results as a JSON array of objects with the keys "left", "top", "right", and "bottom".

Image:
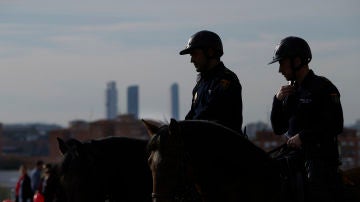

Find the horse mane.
[
  {"left": 176, "top": 120, "right": 277, "bottom": 175},
  {"left": 145, "top": 120, "right": 169, "bottom": 153},
  {"left": 88, "top": 137, "right": 149, "bottom": 165},
  {"left": 61, "top": 136, "right": 149, "bottom": 177},
  {"left": 180, "top": 120, "right": 268, "bottom": 154}
]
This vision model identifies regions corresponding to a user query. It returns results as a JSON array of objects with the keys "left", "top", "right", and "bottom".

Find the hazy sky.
[{"left": 0, "top": 0, "right": 359, "bottom": 127}]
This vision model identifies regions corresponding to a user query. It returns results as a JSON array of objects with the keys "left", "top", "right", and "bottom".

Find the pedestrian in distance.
[
  {"left": 15, "top": 164, "right": 33, "bottom": 202},
  {"left": 30, "top": 161, "right": 43, "bottom": 194}
]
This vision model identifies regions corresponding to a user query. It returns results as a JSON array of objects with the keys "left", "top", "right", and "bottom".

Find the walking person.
[{"left": 15, "top": 164, "right": 33, "bottom": 202}]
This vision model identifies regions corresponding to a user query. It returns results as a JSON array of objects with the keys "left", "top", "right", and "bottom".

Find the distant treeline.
[{"left": 0, "top": 158, "right": 22, "bottom": 170}]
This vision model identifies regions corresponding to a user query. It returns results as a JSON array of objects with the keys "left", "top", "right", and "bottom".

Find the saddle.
[{"left": 269, "top": 144, "right": 305, "bottom": 202}]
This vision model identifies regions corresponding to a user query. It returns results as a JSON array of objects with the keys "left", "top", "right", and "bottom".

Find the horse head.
[
  {"left": 57, "top": 138, "right": 104, "bottom": 202},
  {"left": 57, "top": 138, "right": 95, "bottom": 177},
  {"left": 143, "top": 119, "right": 200, "bottom": 201}
]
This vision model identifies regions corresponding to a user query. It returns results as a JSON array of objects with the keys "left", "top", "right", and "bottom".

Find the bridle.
[{"left": 150, "top": 126, "right": 201, "bottom": 202}]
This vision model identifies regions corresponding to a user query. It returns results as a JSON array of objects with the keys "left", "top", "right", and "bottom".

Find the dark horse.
[
  {"left": 143, "top": 119, "right": 281, "bottom": 202},
  {"left": 57, "top": 137, "right": 152, "bottom": 202},
  {"left": 144, "top": 119, "right": 360, "bottom": 202}
]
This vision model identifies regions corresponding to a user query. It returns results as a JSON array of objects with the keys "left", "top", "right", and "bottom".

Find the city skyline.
[
  {"left": 127, "top": 85, "right": 139, "bottom": 119},
  {"left": 106, "top": 81, "right": 118, "bottom": 119},
  {"left": 171, "top": 83, "right": 180, "bottom": 120},
  {"left": 0, "top": 1, "right": 359, "bottom": 127}
]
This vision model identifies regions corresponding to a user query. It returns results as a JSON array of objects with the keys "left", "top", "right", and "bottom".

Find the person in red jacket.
[{"left": 15, "top": 164, "right": 33, "bottom": 202}]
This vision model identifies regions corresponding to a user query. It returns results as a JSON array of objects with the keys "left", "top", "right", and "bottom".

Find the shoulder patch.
[
  {"left": 330, "top": 93, "right": 340, "bottom": 104},
  {"left": 220, "top": 79, "right": 231, "bottom": 89}
]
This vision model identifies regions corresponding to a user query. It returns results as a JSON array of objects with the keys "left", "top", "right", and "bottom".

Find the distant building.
[
  {"left": 339, "top": 128, "right": 360, "bottom": 169},
  {"left": 245, "top": 121, "right": 270, "bottom": 140},
  {"left": 106, "top": 81, "right": 118, "bottom": 120},
  {"left": 0, "top": 123, "right": 62, "bottom": 157},
  {"left": 350, "top": 119, "right": 360, "bottom": 133},
  {"left": 127, "top": 85, "right": 139, "bottom": 119},
  {"left": 0, "top": 123, "right": 3, "bottom": 156},
  {"left": 170, "top": 83, "right": 179, "bottom": 120}
]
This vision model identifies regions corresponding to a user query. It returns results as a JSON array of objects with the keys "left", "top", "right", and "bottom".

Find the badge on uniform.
[
  {"left": 300, "top": 98, "right": 312, "bottom": 104},
  {"left": 220, "top": 79, "right": 230, "bottom": 89}
]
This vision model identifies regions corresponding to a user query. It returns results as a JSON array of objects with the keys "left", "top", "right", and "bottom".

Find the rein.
[{"left": 267, "top": 143, "right": 287, "bottom": 155}]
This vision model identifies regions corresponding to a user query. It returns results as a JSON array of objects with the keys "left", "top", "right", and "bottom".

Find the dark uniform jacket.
[
  {"left": 271, "top": 70, "right": 343, "bottom": 163},
  {"left": 185, "top": 62, "right": 243, "bottom": 133}
]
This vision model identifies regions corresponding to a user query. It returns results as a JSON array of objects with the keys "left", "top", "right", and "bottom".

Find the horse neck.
[
  {"left": 83, "top": 142, "right": 107, "bottom": 175},
  {"left": 178, "top": 121, "right": 280, "bottom": 201},
  {"left": 194, "top": 164, "right": 280, "bottom": 202}
]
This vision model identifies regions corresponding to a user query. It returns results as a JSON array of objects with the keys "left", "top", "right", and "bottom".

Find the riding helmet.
[
  {"left": 268, "top": 36, "right": 312, "bottom": 65},
  {"left": 179, "top": 30, "right": 223, "bottom": 58}
]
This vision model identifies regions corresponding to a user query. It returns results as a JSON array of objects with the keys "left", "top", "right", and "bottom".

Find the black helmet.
[
  {"left": 268, "top": 36, "right": 312, "bottom": 65},
  {"left": 179, "top": 30, "right": 223, "bottom": 57}
]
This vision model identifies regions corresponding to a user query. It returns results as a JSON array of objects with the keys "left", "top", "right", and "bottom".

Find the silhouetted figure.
[{"left": 15, "top": 164, "right": 33, "bottom": 202}]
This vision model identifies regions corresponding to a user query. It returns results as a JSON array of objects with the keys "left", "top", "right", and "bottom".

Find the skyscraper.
[
  {"left": 127, "top": 85, "right": 139, "bottom": 119},
  {"left": 106, "top": 81, "right": 118, "bottom": 120},
  {"left": 171, "top": 83, "right": 179, "bottom": 120}
]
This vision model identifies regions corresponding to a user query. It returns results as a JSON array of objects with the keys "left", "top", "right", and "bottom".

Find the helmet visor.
[
  {"left": 268, "top": 55, "right": 282, "bottom": 65},
  {"left": 179, "top": 47, "right": 192, "bottom": 55}
]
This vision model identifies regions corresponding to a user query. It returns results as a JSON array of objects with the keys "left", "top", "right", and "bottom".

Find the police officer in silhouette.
[
  {"left": 269, "top": 36, "right": 344, "bottom": 202},
  {"left": 180, "top": 30, "right": 243, "bottom": 134}
]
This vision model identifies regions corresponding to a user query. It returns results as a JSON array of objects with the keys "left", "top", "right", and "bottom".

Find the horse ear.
[
  {"left": 169, "top": 118, "right": 180, "bottom": 135},
  {"left": 57, "top": 137, "right": 68, "bottom": 155},
  {"left": 142, "top": 119, "right": 161, "bottom": 137}
]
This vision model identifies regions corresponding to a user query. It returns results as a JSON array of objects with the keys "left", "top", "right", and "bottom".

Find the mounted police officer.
[
  {"left": 269, "top": 36, "right": 344, "bottom": 202},
  {"left": 180, "top": 30, "right": 243, "bottom": 134}
]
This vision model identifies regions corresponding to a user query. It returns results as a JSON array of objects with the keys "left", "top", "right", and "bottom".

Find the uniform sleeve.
[
  {"left": 185, "top": 81, "right": 200, "bottom": 120},
  {"left": 270, "top": 95, "right": 293, "bottom": 136}
]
